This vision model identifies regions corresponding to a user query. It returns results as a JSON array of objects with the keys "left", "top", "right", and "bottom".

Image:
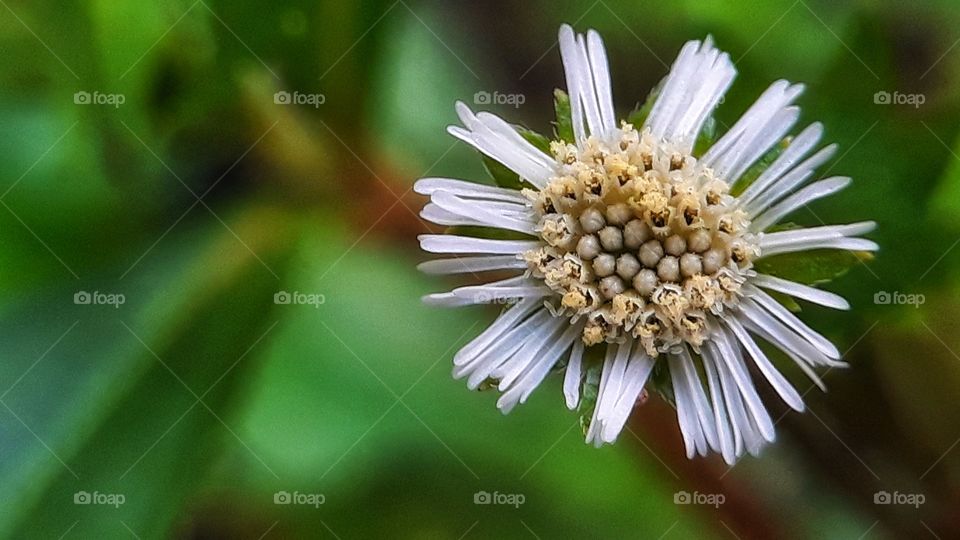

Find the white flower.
[{"left": 415, "top": 25, "right": 877, "bottom": 463}]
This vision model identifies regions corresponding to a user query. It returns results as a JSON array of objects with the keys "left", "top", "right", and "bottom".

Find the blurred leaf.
[{"left": 1, "top": 204, "right": 296, "bottom": 538}]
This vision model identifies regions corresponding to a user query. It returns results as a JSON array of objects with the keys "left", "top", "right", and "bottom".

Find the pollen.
[{"left": 524, "top": 124, "right": 759, "bottom": 355}]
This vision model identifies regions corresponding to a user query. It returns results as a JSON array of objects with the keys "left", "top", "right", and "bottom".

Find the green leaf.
[
  {"left": 731, "top": 137, "right": 791, "bottom": 196},
  {"left": 754, "top": 249, "right": 874, "bottom": 285},
  {"left": 553, "top": 89, "right": 574, "bottom": 143}
]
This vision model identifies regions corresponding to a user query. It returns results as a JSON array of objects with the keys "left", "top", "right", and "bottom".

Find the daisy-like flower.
[{"left": 415, "top": 25, "right": 876, "bottom": 463}]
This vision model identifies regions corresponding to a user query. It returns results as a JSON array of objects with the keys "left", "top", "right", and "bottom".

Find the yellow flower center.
[{"left": 524, "top": 124, "right": 759, "bottom": 356}]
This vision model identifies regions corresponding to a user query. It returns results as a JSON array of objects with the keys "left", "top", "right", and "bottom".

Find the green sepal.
[
  {"left": 754, "top": 249, "right": 875, "bottom": 286},
  {"left": 553, "top": 89, "right": 574, "bottom": 143},
  {"left": 693, "top": 116, "right": 718, "bottom": 157},
  {"left": 766, "top": 289, "right": 803, "bottom": 312},
  {"left": 576, "top": 348, "right": 605, "bottom": 436},
  {"left": 731, "top": 137, "right": 792, "bottom": 196},
  {"left": 649, "top": 359, "right": 675, "bottom": 408},
  {"left": 626, "top": 79, "right": 663, "bottom": 128},
  {"left": 445, "top": 225, "right": 534, "bottom": 241}
]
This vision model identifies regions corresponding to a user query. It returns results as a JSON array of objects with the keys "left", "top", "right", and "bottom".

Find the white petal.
[
  {"left": 735, "top": 122, "right": 823, "bottom": 205},
  {"left": 418, "top": 255, "right": 527, "bottom": 275},
  {"left": 741, "top": 317, "right": 829, "bottom": 391},
  {"left": 737, "top": 296, "right": 844, "bottom": 368},
  {"left": 460, "top": 309, "right": 554, "bottom": 388},
  {"left": 745, "top": 287, "right": 841, "bottom": 358},
  {"left": 759, "top": 221, "right": 877, "bottom": 253},
  {"left": 647, "top": 38, "right": 736, "bottom": 152},
  {"left": 669, "top": 352, "right": 707, "bottom": 457},
  {"left": 701, "top": 349, "right": 737, "bottom": 465},
  {"left": 751, "top": 177, "right": 851, "bottom": 231},
  {"left": 454, "top": 298, "right": 541, "bottom": 366},
  {"left": 714, "top": 106, "right": 800, "bottom": 184},
  {"left": 675, "top": 347, "right": 721, "bottom": 453},
  {"left": 424, "top": 275, "right": 549, "bottom": 307},
  {"left": 587, "top": 30, "right": 617, "bottom": 134},
  {"left": 751, "top": 274, "right": 850, "bottom": 310},
  {"left": 725, "top": 317, "right": 805, "bottom": 412},
  {"left": 449, "top": 102, "right": 555, "bottom": 187},
  {"left": 559, "top": 25, "right": 617, "bottom": 142},
  {"left": 414, "top": 177, "right": 529, "bottom": 203},
  {"left": 586, "top": 343, "right": 630, "bottom": 446},
  {"left": 760, "top": 237, "right": 879, "bottom": 256},
  {"left": 742, "top": 144, "right": 837, "bottom": 215},
  {"left": 418, "top": 235, "right": 539, "bottom": 255},
  {"left": 430, "top": 192, "right": 535, "bottom": 234},
  {"left": 601, "top": 348, "right": 655, "bottom": 442},
  {"left": 493, "top": 316, "right": 569, "bottom": 399},
  {"left": 498, "top": 321, "right": 582, "bottom": 413},
  {"left": 714, "top": 329, "right": 776, "bottom": 442},
  {"left": 701, "top": 81, "right": 804, "bottom": 172},
  {"left": 563, "top": 339, "right": 585, "bottom": 409}
]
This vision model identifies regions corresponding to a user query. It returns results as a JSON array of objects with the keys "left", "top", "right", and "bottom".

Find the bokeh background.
[{"left": 1, "top": 0, "right": 959, "bottom": 538}]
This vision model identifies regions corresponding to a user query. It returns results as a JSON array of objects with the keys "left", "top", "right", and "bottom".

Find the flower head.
[{"left": 416, "top": 25, "right": 877, "bottom": 463}]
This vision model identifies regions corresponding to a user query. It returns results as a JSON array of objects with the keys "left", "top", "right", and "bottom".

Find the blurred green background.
[{"left": 1, "top": 0, "right": 960, "bottom": 538}]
